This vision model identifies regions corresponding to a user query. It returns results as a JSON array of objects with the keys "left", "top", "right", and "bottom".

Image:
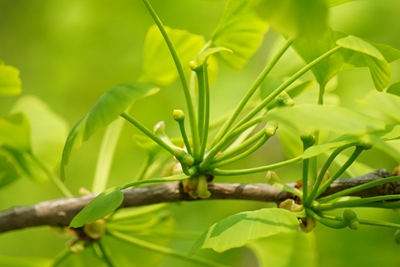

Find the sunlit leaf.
[
  {"left": 211, "top": 0, "right": 269, "bottom": 70},
  {"left": 250, "top": 0, "right": 327, "bottom": 38},
  {"left": 358, "top": 91, "right": 400, "bottom": 123},
  {"left": 0, "top": 256, "right": 52, "bottom": 267},
  {"left": 188, "top": 208, "right": 299, "bottom": 255},
  {"left": 61, "top": 82, "right": 159, "bottom": 180},
  {"left": 337, "top": 35, "right": 391, "bottom": 91},
  {"left": 0, "top": 62, "right": 21, "bottom": 96},
  {"left": 138, "top": 25, "right": 205, "bottom": 86},
  {"left": 11, "top": 95, "right": 69, "bottom": 170},
  {"left": 265, "top": 104, "right": 385, "bottom": 136},
  {"left": 387, "top": 81, "right": 400, "bottom": 96},
  {"left": 248, "top": 231, "right": 318, "bottom": 267},
  {"left": 292, "top": 28, "right": 348, "bottom": 86},
  {"left": 70, "top": 187, "right": 124, "bottom": 227}
]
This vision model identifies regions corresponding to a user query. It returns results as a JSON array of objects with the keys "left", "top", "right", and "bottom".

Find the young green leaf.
[
  {"left": 387, "top": 81, "right": 400, "bottom": 96},
  {"left": 265, "top": 104, "right": 385, "bottom": 136},
  {"left": 61, "top": 82, "right": 159, "bottom": 180},
  {"left": 70, "top": 187, "right": 124, "bottom": 228},
  {"left": 336, "top": 35, "right": 391, "bottom": 91},
  {"left": 11, "top": 95, "right": 69, "bottom": 170},
  {"left": 358, "top": 90, "right": 400, "bottom": 123},
  {"left": 190, "top": 47, "right": 232, "bottom": 70},
  {"left": 250, "top": 0, "right": 328, "bottom": 38},
  {"left": 0, "top": 150, "right": 20, "bottom": 187},
  {"left": 188, "top": 208, "right": 299, "bottom": 256},
  {"left": 0, "top": 113, "right": 31, "bottom": 151},
  {"left": 0, "top": 62, "right": 22, "bottom": 96},
  {"left": 137, "top": 25, "right": 206, "bottom": 86},
  {"left": 248, "top": 231, "right": 318, "bottom": 267},
  {"left": 210, "top": 0, "right": 269, "bottom": 71}
]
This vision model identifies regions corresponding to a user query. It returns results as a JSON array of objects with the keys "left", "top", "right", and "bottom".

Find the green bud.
[
  {"left": 196, "top": 175, "right": 211, "bottom": 199},
  {"left": 300, "top": 131, "right": 316, "bottom": 148},
  {"left": 298, "top": 216, "right": 316, "bottom": 233},
  {"left": 279, "top": 199, "right": 303, "bottom": 212},
  {"left": 343, "top": 209, "right": 359, "bottom": 230},
  {"left": 276, "top": 91, "right": 294, "bottom": 107},
  {"left": 83, "top": 219, "right": 106, "bottom": 240},
  {"left": 173, "top": 109, "right": 185, "bottom": 121},
  {"left": 265, "top": 121, "right": 278, "bottom": 137},
  {"left": 174, "top": 149, "right": 194, "bottom": 166},
  {"left": 265, "top": 171, "right": 282, "bottom": 185}
]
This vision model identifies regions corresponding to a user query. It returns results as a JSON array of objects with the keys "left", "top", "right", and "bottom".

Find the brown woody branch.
[{"left": 0, "top": 169, "right": 398, "bottom": 234}]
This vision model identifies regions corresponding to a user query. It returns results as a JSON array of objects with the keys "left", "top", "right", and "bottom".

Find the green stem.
[
  {"left": 107, "top": 230, "right": 228, "bottom": 267},
  {"left": 304, "top": 142, "right": 358, "bottom": 206},
  {"left": 318, "top": 175, "right": 400, "bottom": 203},
  {"left": 209, "top": 132, "right": 270, "bottom": 168},
  {"left": 199, "top": 117, "right": 264, "bottom": 172},
  {"left": 210, "top": 156, "right": 302, "bottom": 176},
  {"left": 315, "top": 146, "right": 365, "bottom": 199},
  {"left": 233, "top": 46, "right": 342, "bottom": 131},
  {"left": 141, "top": 0, "right": 199, "bottom": 157},
  {"left": 313, "top": 195, "right": 400, "bottom": 211},
  {"left": 97, "top": 241, "right": 118, "bottom": 267},
  {"left": 211, "top": 128, "right": 266, "bottom": 164},
  {"left": 31, "top": 153, "right": 73, "bottom": 198},
  {"left": 302, "top": 158, "right": 310, "bottom": 202},
  {"left": 122, "top": 173, "right": 188, "bottom": 189},
  {"left": 210, "top": 37, "right": 294, "bottom": 147},
  {"left": 132, "top": 153, "right": 151, "bottom": 182},
  {"left": 306, "top": 208, "right": 348, "bottom": 229},
  {"left": 173, "top": 110, "right": 193, "bottom": 155},
  {"left": 120, "top": 112, "right": 174, "bottom": 155}
]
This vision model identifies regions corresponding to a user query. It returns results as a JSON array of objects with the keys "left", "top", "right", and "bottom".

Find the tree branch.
[{"left": 0, "top": 169, "right": 397, "bottom": 234}]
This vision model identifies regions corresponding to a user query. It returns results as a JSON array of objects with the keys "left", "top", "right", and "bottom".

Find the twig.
[{"left": 0, "top": 169, "right": 396, "bottom": 234}]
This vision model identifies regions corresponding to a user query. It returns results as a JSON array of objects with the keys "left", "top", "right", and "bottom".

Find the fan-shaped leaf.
[
  {"left": 61, "top": 82, "right": 159, "bottom": 180},
  {"left": 211, "top": 0, "right": 269, "bottom": 71},
  {"left": 138, "top": 25, "right": 206, "bottom": 86},
  {"left": 188, "top": 208, "right": 299, "bottom": 255},
  {"left": 265, "top": 104, "right": 385, "bottom": 136},
  {"left": 248, "top": 231, "right": 318, "bottom": 267},
  {"left": 387, "top": 81, "right": 400, "bottom": 96},
  {"left": 70, "top": 187, "right": 123, "bottom": 228}
]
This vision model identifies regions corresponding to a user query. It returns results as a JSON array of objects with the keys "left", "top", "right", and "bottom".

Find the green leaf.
[
  {"left": 188, "top": 208, "right": 299, "bottom": 255},
  {"left": 248, "top": 231, "right": 318, "bottom": 267},
  {"left": 291, "top": 28, "right": 348, "bottom": 86},
  {"left": 0, "top": 256, "right": 52, "bottom": 267},
  {"left": 337, "top": 35, "right": 391, "bottom": 91},
  {"left": 358, "top": 91, "right": 400, "bottom": 123},
  {"left": 138, "top": 25, "right": 205, "bottom": 86},
  {"left": 265, "top": 104, "right": 385, "bottom": 135},
  {"left": 190, "top": 47, "right": 232, "bottom": 70},
  {"left": 0, "top": 62, "right": 22, "bottom": 96},
  {"left": 61, "top": 82, "right": 159, "bottom": 180},
  {"left": 0, "top": 149, "right": 20, "bottom": 187},
  {"left": 326, "top": 0, "right": 358, "bottom": 7},
  {"left": 303, "top": 135, "right": 359, "bottom": 159},
  {"left": 11, "top": 95, "right": 69, "bottom": 170},
  {"left": 0, "top": 113, "right": 31, "bottom": 151},
  {"left": 210, "top": 0, "right": 269, "bottom": 71},
  {"left": 387, "top": 81, "right": 400, "bottom": 96},
  {"left": 70, "top": 187, "right": 124, "bottom": 228},
  {"left": 250, "top": 0, "right": 328, "bottom": 38}
]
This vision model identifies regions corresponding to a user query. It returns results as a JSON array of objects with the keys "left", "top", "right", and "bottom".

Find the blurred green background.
[{"left": 1, "top": 0, "right": 400, "bottom": 266}]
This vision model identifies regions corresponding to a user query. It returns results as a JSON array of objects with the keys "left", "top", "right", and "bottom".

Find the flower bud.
[
  {"left": 343, "top": 209, "right": 359, "bottom": 230},
  {"left": 173, "top": 109, "right": 185, "bottom": 121},
  {"left": 83, "top": 219, "right": 106, "bottom": 240}
]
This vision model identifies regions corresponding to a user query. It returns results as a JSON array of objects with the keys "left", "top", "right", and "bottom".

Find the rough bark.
[{"left": 0, "top": 169, "right": 397, "bottom": 234}]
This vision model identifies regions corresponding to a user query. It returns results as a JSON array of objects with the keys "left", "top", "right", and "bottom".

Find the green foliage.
[
  {"left": 1, "top": 0, "right": 400, "bottom": 266},
  {"left": 70, "top": 187, "right": 123, "bottom": 228},
  {"left": 0, "top": 62, "right": 21, "bottom": 96},
  {"left": 188, "top": 208, "right": 299, "bottom": 255}
]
